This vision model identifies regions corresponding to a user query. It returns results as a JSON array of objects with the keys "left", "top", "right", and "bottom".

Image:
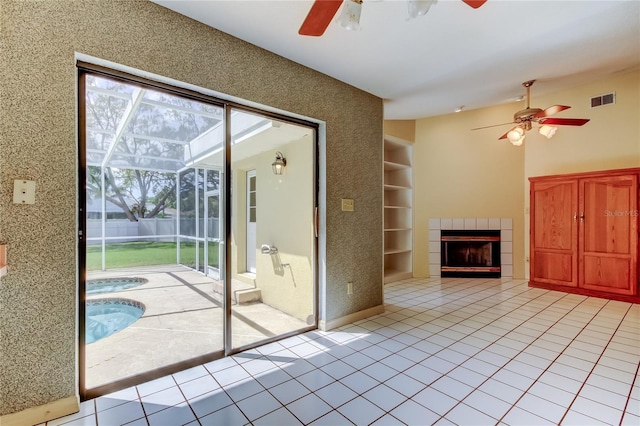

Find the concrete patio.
[{"left": 85, "top": 265, "right": 308, "bottom": 389}]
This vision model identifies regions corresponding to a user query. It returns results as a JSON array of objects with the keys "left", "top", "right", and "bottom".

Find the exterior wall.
[
  {"left": 231, "top": 138, "right": 314, "bottom": 322},
  {"left": 0, "top": 0, "right": 383, "bottom": 416}
]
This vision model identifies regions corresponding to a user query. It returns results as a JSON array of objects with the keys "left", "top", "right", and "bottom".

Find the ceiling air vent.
[{"left": 590, "top": 92, "right": 615, "bottom": 108}]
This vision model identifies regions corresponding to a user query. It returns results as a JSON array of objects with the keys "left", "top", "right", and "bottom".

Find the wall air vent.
[{"left": 590, "top": 92, "right": 616, "bottom": 108}]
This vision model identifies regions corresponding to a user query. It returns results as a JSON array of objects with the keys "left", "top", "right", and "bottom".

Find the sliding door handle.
[{"left": 314, "top": 207, "right": 319, "bottom": 238}]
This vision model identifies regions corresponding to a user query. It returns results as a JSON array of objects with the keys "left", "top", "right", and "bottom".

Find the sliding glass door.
[
  {"left": 79, "top": 70, "right": 227, "bottom": 396},
  {"left": 79, "top": 64, "right": 317, "bottom": 399},
  {"left": 229, "top": 108, "right": 316, "bottom": 351}
]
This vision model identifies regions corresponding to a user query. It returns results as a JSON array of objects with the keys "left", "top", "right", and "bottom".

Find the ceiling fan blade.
[
  {"left": 299, "top": 0, "right": 344, "bottom": 37},
  {"left": 539, "top": 117, "right": 590, "bottom": 126},
  {"left": 498, "top": 127, "right": 517, "bottom": 140},
  {"left": 462, "top": 0, "right": 488, "bottom": 9},
  {"left": 534, "top": 105, "right": 571, "bottom": 119},
  {"left": 471, "top": 122, "right": 515, "bottom": 131}
]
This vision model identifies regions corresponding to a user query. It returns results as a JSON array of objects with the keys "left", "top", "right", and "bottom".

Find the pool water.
[
  {"left": 87, "top": 277, "right": 147, "bottom": 295},
  {"left": 86, "top": 298, "right": 145, "bottom": 344}
]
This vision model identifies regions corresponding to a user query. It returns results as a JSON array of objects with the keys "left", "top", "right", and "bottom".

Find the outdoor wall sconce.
[{"left": 272, "top": 151, "right": 287, "bottom": 175}]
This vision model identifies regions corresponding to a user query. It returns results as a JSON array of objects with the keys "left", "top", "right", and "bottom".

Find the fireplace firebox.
[{"left": 441, "top": 230, "right": 501, "bottom": 278}]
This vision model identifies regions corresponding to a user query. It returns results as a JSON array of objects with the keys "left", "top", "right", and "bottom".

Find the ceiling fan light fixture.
[
  {"left": 510, "top": 136, "right": 525, "bottom": 146},
  {"left": 507, "top": 127, "right": 525, "bottom": 146},
  {"left": 539, "top": 125, "right": 557, "bottom": 139},
  {"left": 408, "top": 0, "right": 438, "bottom": 19},
  {"left": 338, "top": 0, "right": 363, "bottom": 31}
]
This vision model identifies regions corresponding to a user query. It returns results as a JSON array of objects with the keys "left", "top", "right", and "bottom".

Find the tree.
[{"left": 87, "top": 166, "right": 176, "bottom": 221}]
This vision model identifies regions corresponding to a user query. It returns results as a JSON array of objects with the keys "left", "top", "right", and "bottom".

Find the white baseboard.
[
  {"left": 0, "top": 395, "right": 79, "bottom": 426},
  {"left": 319, "top": 304, "right": 385, "bottom": 331}
]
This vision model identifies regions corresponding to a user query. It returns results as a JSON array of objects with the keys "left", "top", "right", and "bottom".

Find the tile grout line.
[
  {"left": 431, "top": 289, "right": 585, "bottom": 423},
  {"left": 323, "top": 280, "right": 569, "bottom": 423},
  {"left": 556, "top": 299, "right": 635, "bottom": 425},
  {"left": 63, "top": 278, "right": 639, "bottom": 426},
  {"left": 231, "top": 279, "right": 509, "bottom": 425},
  {"left": 499, "top": 298, "right": 633, "bottom": 425}
]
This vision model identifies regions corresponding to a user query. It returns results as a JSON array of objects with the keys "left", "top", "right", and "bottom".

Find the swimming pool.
[
  {"left": 86, "top": 298, "right": 145, "bottom": 344},
  {"left": 87, "top": 277, "right": 148, "bottom": 295}
]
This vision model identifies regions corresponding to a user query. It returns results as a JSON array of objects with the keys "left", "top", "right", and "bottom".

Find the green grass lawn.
[{"left": 86, "top": 241, "right": 219, "bottom": 271}]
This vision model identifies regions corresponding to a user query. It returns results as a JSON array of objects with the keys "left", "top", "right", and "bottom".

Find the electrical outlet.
[
  {"left": 341, "top": 198, "right": 354, "bottom": 212},
  {"left": 13, "top": 179, "right": 36, "bottom": 204},
  {"left": 347, "top": 282, "right": 353, "bottom": 295}
]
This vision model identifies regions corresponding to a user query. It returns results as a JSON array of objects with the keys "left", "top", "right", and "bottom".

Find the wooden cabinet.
[
  {"left": 530, "top": 168, "right": 639, "bottom": 301},
  {"left": 530, "top": 178, "right": 578, "bottom": 288},
  {"left": 384, "top": 135, "right": 413, "bottom": 283}
]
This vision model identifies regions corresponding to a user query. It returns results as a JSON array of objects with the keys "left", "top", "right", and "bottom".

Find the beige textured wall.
[
  {"left": 0, "top": 0, "right": 382, "bottom": 415},
  {"left": 413, "top": 104, "right": 526, "bottom": 278}
]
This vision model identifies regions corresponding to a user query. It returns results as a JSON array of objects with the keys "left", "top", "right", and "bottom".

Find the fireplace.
[{"left": 441, "top": 230, "right": 501, "bottom": 278}]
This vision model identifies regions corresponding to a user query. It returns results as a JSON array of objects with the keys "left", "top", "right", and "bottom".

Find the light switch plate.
[
  {"left": 13, "top": 180, "right": 36, "bottom": 204},
  {"left": 341, "top": 198, "right": 354, "bottom": 212}
]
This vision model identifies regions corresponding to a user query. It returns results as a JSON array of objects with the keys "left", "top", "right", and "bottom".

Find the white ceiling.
[{"left": 152, "top": 0, "right": 640, "bottom": 119}]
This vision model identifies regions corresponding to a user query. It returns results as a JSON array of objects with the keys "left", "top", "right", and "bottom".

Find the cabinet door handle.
[
  {"left": 580, "top": 212, "right": 585, "bottom": 222},
  {"left": 573, "top": 213, "right": 577, "bottom": 222}
]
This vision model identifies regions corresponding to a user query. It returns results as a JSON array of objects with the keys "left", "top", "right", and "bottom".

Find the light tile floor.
[{"left": 46, "top": 278, "right": 640, "bottom": 425}]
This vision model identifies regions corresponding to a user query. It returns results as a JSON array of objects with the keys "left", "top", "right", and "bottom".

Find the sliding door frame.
[{"left": 77, "top": 62, "right": 319, "bottom": 400}]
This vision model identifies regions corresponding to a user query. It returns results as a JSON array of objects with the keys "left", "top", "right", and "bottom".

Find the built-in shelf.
[
  {"left": 384, "top": 248, "right": 412, "bottom": 255},
  {"left": 384, "top": 268, "right": 412, "bottom": 283},
  {"left": 383, "top": 135, "right": 413, "bottom": 284},
  {"left": 384, "top": 161, "right": 410, "bottom": 172},
  {"left": 0, "top": 244, "right": 6, "bottom": 277},
  {"left": 384, "top": 184, "right": 412, "bottom": 191}
]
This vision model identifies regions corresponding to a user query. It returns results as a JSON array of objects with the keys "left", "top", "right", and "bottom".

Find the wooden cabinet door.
[
  {"left": 531, "top": 179, "right": 579, "bottom": 287},
  {"left": 579, "top": 174, "right": 638, "bottom": 295}
]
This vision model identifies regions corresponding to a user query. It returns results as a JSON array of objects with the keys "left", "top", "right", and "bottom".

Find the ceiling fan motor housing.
[{"left": 514, "top": 108, "right": 543, "bottom": 129}]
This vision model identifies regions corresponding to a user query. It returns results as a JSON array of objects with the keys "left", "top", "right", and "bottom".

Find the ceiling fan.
[
  {"left": 299, "top": 0, "right": 487, "bottom": 37},
  {"left": 472, "top": 80, "right": 590, "bottom": 146}
]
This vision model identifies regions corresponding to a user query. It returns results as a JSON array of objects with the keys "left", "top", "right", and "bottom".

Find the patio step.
[
  {"left": 212, "top": 280, "right": 262, "bottom": 304},
  {"left": 235, "top": 288, "right": 262, "bottom": 305}
]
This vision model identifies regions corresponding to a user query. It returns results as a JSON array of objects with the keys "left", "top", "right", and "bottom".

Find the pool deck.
[{"left": 85, "top": 265, "right": 307, "bottom": 389}]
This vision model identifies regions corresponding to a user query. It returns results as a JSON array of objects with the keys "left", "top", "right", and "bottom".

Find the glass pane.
[
  {"left": 207, "top": 169, "right": 220, "bottom": 192},
  {"left": 230, "top": 108, "right": 316, "bottom": 350},
  {"left": 179, "top": 169, "right": 196, "bottom": 238},
  {"left": 179, "top": 239, "right": 196, "bottom": 268},
  {"left": 198, "top": 169, "right": 205, "bottom": 239},
  {"left": 198, "top": 241, "right": 205, "bottom": 273},
  {"left": 85, "top": 74, "right": 223, "bottom": 172},
  {"left": 83, "top": 72, "right": 225, "bottom": 392}
]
